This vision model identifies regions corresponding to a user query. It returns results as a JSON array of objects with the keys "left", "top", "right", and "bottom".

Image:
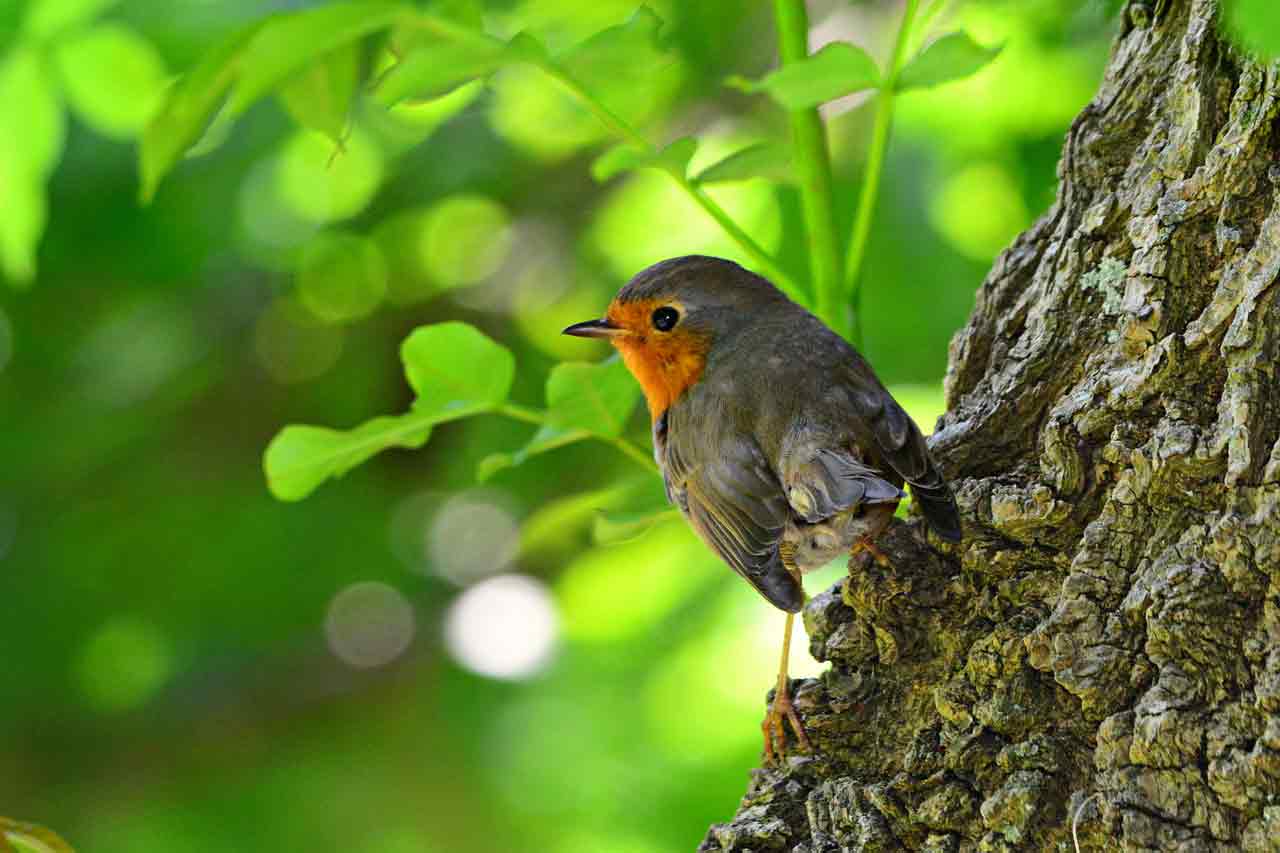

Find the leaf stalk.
[
  {"left": 845, "top": 0, "right": 920, "bottom": 349},
  {"left": 771, "top": 0, "right": 845, "bottom": 333}
]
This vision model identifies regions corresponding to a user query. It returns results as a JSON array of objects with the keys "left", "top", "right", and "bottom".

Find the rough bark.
[{"left": 700, "top": 1, "right": 1280, "bottom": 850}]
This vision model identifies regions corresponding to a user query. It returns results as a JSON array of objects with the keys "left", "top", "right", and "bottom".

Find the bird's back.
[{"left": 677, "top": 301, "right": 961, "bottom": 544}]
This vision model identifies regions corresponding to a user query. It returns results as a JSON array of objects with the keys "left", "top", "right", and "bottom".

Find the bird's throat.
[{"left": 613, "top": 335, "right": 708, "bottom": 421}]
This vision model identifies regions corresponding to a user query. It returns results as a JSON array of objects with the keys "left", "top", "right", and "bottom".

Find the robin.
[{"left": 564, "top": 255, "right": 962, "bottom": 762}]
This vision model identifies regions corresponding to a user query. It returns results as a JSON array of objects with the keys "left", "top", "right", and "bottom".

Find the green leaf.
[
  {"left": 544, "top": 358, "right": 641, "bottom": 438},
  {"left": 1, "top": 816, "right": 76, "bottom": 853},
  {"left": 0, "top": 48, "right": 63, "bottom": 181},
  {"left": 478, "top": 357, "right": 643, "bottom": 481},
  {"left": 138, "top": 22, "right": 262, "bottom": 203},
  {"left": 276, "top": 41, "right": 360, "bottom": 142},
  {"left": 913, "top": 0, "right": 949, "bottom": 41},
  {"left": 375, "top": 35, "right": 510, "bottom": 106},
  {"left": 589, "top": 476, "right": 677, "bottom": 545},
  {"left": 182, "top": 101, "right": 236, "bottom": 159},
  {"left": 556, "top": 5, "right": 666, "bottom": 83},
  {"left": 1225, "top": 0, "right": 1280, "bottom": 59},
  {"left": 23, "top": 0, "right": 117, "bottom": 42},
  {"left": 296, "top": 232, "right": 388, "bottom": 323},
  {"left": 264, "top": 417, "right": 432, "bottom": 501},
  {"left": 476, "top": 424, "right": 589, "bottom": 482},
  {"left": 691, "top": 140, "right": 790, "bottom": 184},
  {"left": 591, "top": 144, "right": 645, "bottom": 182},
  {"left": 592, "top": 506, "right": 680, "bottom": 545},
  {"left": 728, "top": 41, "right": 881, "bottom": 110},
  {"left": 264, "top": 322, "right": 515, "bottom": 500},
  {"left": 401, "top": 322, "right": 515, "bottom": 420},
  {"left": 591, "top": 136, "right": 695, "bottom": 182},
  {"left": 552, "top": 5, "right": 674, "bottom": 121},
  {"left": 896, "top": 32, "right": 1001, "bottom": 92},
  {"left": 430, "top": 0, "right": 483, "bottom": 29},
  {"left": 0, "top": 172, "right": 46, "bottom": 288},
  {"left": 54, "top": 23, "right": 168, "bottom": 140},
  {"left": 227, "top": 1, "right": 408, "bottom": 115},
  {"left": 0, "top": 47, "right": 63, "bottom": 286}
]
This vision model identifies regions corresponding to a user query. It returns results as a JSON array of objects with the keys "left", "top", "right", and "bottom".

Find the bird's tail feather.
[{"left": 910, "top": 470, "right": 963, "bottom": 543}]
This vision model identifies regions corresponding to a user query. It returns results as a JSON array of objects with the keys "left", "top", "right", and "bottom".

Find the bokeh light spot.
[
  {"left": 420, "top": 195, "right": 512, "bottom": 289},
  {"left": 444, "top": 574, "right": 558, "bottom": 680},
  {"left": 254, "top": 296, "right": 345, "bottom": 383},
  {"left": 590, "top": 170, "right": 780, "bottom": 280},
  {"left": 487, "top": 66, "right": 607, "bottom": 161},
  {"left": 929, "top": 162, "right": 1029, "bottom": 262},
  {"left": 75, "top": 299, "right": 199, "bottom": 406},
  {"left": 325, "top": 581, "right": 416, "bottom": 669},
  {"left": 77, "top": 617, "right": 173, "bottom": 712},
  {"left": 296, "top": 232, "right": 388, "bottom": 324},
  {"left": 277, "top": 129, "right": 384, "bottom": 224},
  {"left": 237, "top": 155, "right": 318, "bottom": 260},
  {"left": 373, "top": 207, "right": 436, "bottom": 305},
  {"left": 428, "top": 491, "right": 519, "bottom": 585}
]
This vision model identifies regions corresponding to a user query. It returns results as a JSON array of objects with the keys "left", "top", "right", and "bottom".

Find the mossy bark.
[{"left": 701, "top": 1, "right": 1280, "bottom": 850}]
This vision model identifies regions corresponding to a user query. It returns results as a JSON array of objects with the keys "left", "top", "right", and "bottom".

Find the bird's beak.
[{"left": 562, "top": 318, "right": 627, "bottom": 339}]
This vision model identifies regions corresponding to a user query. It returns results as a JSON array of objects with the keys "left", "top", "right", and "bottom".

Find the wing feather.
[
  {"left": 841, "top": 361, "right": 963, "bottom": 542},
  {"left": 658, "top": 410, "right": 803, "bottom": 612}
]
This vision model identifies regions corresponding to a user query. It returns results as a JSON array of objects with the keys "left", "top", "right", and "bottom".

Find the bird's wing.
[
  {"left": 783, "top": 448, "right": 906, "bottom": 524},
  {"left": 840, "top": 360, "right": 963, "bottom": 542},
  {"left": 660, "top": 412, "right": 803, "bottom": 613}
]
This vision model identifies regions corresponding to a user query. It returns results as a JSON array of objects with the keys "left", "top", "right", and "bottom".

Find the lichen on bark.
[{"left": 700, "top": 1, "right": 1280, "bottom": 850}]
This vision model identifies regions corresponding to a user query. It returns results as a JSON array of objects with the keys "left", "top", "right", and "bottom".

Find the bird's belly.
[{"left": 783, "top": 508, "right": 881, "bottom": 572}]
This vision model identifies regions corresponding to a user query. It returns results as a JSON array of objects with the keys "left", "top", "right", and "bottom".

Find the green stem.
[
  {"left": 400, "top": 12, "right": 802, "bottom": 301},
  {"left": 496, "top": 404, "right": 657, "bottom": 474},
  {"left": 497, "top": 402, "right": 545, "bottom": 425},
  {"left": 609, "top": 436, "right": 660, "bottom": 473},
  {"left": 772, "top": 0, "right": 843, "bottom": 331},
  {"left": 540, "top": 67, "right": 804, "bottom": 302},
  {"left": 844, "top": 0, "right": 920, "bottom": 349}
]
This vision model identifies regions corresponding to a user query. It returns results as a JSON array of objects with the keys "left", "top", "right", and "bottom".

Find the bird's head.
[{"left": 563, "top": 255, "right": 787, "bottom": 420}]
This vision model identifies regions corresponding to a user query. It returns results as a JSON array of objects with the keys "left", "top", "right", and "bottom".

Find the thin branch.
[
  {"left": 496, "top": 404, "right": 658, "bottom": 474},
  {"left": 845, "top": 0, "right": 920, "bottom": 349},
  {"left": 538, "top": 67, "right": 805, "bottom": 302},
  {"left": 771, "top": 0, "right": 844, "bottom": 331}
]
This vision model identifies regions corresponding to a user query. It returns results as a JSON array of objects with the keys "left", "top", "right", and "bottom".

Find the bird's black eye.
[{"left": 651, "top": 306, "right": 679, "bottom": 332}]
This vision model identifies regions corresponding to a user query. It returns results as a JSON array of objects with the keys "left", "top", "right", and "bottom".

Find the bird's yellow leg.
[
  {"left": 849, "top": 537, "right": 891, "bottom": 566},
  {"left": 849, "top": 502, "right": 898, "bottom": 567},
  {"left": 761, "top": 610, "right": 813, "bottom": 764}
]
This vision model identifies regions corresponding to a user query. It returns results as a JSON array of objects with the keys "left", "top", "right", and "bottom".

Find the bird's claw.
[
  {"left": 849, "top": 535, "right": 891, "bottom": 568},
  {"left": 761, "top": 680, "right": 811, "bottom": 765}
]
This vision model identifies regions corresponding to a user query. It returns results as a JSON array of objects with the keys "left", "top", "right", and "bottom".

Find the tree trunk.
[{"left": 700, "top": 1, "right": 1280, "bottom": 850}]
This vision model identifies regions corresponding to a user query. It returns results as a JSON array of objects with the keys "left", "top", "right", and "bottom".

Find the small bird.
[{"left": 564, "top": 255, "right": 961, "bottom": 762}]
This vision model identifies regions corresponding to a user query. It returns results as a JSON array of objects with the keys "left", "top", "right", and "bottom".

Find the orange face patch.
[{"left": 606, "top": 298, "right": 710, "bottom": 421}]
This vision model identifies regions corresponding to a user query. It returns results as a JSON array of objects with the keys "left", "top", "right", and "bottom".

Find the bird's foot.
[
  {"left": 761, "top": 679, "right": 811, "bottom": 765},
  {"left": 849, "top": 535, "right": 891, "bottom": 568}
]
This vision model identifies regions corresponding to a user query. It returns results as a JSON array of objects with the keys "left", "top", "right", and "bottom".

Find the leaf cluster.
[{"left": 120, "top": 1, "right": 1000, "bottom": 523}]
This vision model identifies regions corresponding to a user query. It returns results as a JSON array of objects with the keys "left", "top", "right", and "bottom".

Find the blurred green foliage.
[
  {"left": 0, "top": 1, "right": 1125, "bottom": 851},
  {"left": 1223, "top": 0, "right": 1280, "bottom": 57}
]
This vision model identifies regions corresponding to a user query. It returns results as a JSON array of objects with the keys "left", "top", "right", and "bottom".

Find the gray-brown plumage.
[
  {"left": 571, "top": 255, "right": 961, "bottom": 611},
  {"left": 564, "top": 255, "right": 962, "bottom": 759}
]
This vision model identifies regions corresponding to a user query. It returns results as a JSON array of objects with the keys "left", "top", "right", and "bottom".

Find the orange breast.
[{"left": 607, "top": 300, "right": 710, "bottom": 420}]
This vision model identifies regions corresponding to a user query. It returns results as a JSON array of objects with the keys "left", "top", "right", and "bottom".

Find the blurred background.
[{"left": 0, "top": 1, "right": 1114, "bottom": 850}]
